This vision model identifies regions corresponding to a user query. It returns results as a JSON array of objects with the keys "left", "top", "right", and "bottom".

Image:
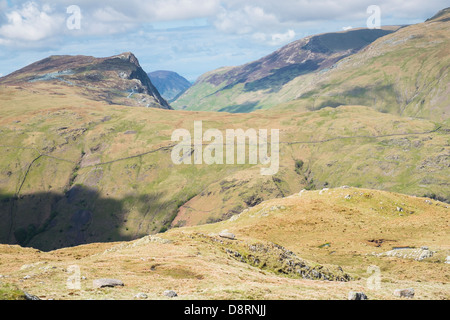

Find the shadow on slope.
[{"left": 0, "top": 185, "right": 175, "bottom": 251}]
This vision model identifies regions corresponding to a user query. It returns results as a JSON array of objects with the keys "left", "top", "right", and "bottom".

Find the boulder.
[
  {"left": 348, "top": 291, "right": 368, "bottom": 300},
  {"left": 219, "top": 230, "right": 236, "bottom": 240},
  {"left": 24, "top": 291, "right": 40, "bottom": 300},
  {"left": 164, "top": 290, "right": 178, "bottom": 298},
  {"left": 92, "top": 278, "right": 124, "bottom": 289},
  {"left": 394, "top": 288, "right": 415, "bottom": 298}
]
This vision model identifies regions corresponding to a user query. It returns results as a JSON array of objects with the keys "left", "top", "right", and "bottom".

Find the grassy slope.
[
  {"left": 275, "top": 16, "right": 450, "bottom": 121},
  {"left": 173, "top": 16, "right": 449, "bottom": 121},
  {"left": 0, "top": 188, "right": 448, "bottom": 300},
  {"left": 0, "top": 83, "right": 448, "bottom": 251}
]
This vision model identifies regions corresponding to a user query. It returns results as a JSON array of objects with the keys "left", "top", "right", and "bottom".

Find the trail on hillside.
[{"left": 1, "top": 125, "right": 444, "bottom": 169}]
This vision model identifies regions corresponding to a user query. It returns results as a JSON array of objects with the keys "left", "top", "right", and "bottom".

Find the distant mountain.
[
  {"left": 272, "top": 8, "right": 450, "bottom": 121},
  {"left": 148, "top": 70, "right": 191, "bottom": 102},
  {"left": 0, "top": 52, "right": 171, "bottom": 110},
  {"left": 174, "top": 8, "right": 450, "bottom": 121},
  {"left": 172, "top": 27, "right": 400, "bottom": 113}
]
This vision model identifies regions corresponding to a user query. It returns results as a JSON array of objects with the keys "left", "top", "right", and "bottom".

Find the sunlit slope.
[
  {"left": 172, "top": 27, "right": 399, "bottom": 113},
  {"left": 0, "top": 84, "right": 448, "bottom": 250},
  {"left": 274, "top": 10, "right": 450, "bottom": 121},
  {"left": 174, "top": 10, "right": 449, "bottom": 121},
  {"left": 0, "top": 188, "right": 448, "bottom": 300}
]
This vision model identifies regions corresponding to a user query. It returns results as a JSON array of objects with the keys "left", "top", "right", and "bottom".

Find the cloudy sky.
[{"left": 0, "top": 0, "right": 447, "bottom": 81}]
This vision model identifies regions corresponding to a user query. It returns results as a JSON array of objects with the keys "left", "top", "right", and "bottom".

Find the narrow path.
[{"left": 0, "top": 125, "right": 445, "bottom": 171}]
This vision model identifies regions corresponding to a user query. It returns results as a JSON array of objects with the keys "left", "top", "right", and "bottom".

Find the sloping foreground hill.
[
  {"left": 173, "top": 9, "right": 449, "bottom": 121},
  {"left": 0, "top": 83, "right": 448, "bottom": 250},
  {"left": 0, "top": 52, "right": 171, "bottom": 110},
  {"left": 0, "top": 188, "right": 448, "bottom": 300},
  {"left": 172, "top": 27, "right": 399, "bottom": 113}
]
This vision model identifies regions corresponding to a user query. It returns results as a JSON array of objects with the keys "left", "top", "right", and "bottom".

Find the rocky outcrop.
[
  {"left": 192, "top": 233, "right": 352, "bottom": 282},
  {"left": 375, "top": 247, "right": 434, "bottom": 261}
]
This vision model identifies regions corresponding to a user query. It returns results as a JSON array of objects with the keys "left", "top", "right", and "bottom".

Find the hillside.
[
  {"left": 172, "top": 27, "right": 400, "bottom": 112},
  {"left": 0, "top": 188, "right": 448, "bottom": 300},
  {"left": 173, "top": 10, "right": 449, "bottom": 121},
  {"left": 148, "top": 70, "right": 191, "bottom": 102},
  {"left": 274, "top": 8, "right": 450, "bottom": 121},
  {"left": 0, "top": 80, "right": 448, "bottom": 251},
  {"left": 0, "top": 52, "right": 171, "bottom": 110}
]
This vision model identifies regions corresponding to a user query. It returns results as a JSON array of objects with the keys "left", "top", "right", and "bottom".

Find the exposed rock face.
[{"left": 0, "top": 52, "right": 171, "bottom": 110}]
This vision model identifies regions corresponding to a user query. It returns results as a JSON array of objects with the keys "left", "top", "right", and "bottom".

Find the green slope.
[
  {"left": 0, "top": 83, "right": 448, "bottom": 250},
  {"left": 173, "top": 10, "right": 449, "bottom": 121}
]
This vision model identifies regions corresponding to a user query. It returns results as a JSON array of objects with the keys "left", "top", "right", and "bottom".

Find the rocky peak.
[{"left": 112, "top": 52, "right": 142, "bottom": 68}]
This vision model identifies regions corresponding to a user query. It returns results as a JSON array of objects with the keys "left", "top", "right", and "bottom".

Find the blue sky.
[{"left": 0, "top": 0, "right": 447, "bottom": 81}]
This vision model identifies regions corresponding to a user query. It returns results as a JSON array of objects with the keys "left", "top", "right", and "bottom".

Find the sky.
[{"left": 0, "top": 0, "right": 447, "bottom": 81}]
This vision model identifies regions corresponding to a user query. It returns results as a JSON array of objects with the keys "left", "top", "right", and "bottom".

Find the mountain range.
[{"left": 0, "top": 7, "right": 448, "bottom": 301}]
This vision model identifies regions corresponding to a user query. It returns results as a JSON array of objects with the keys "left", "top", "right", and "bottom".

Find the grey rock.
[
  {"left": 135, "top": 293, "right": 148, "bottom": 299},
  {"left": 219, "top": 230, "right": 236, "bottom": 240},
  {"left": 24, "top": 291, "right": 40, "bottom": 300},
  {"left": 344, "top": 195, "right": 352, "bottom": 200},
  {"left": 348, "top": 291, "right": 368, "bottom": 300},
  {"left": 92, "top": 278, "right": 124, "bottom": 289},
  {"left": 164, "top": 290, "right": 178, "bottom": 298},
  {"left": 445, "top": 256, "right": 450, "bottom": 264},
  {"left": 394, "top": 288, "right": 415, "bottom": 298}
]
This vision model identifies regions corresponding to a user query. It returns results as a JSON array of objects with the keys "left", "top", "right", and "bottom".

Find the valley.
[{"left": 0, "top": 7, "right": 448, "bottom": 301}]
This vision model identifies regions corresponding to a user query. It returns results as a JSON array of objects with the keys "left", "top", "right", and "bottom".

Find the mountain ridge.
[
  {"left": 173, "top": 9, "right": 449, "bottom": 121},
  {"left": 173, "top": 26, "right": 401, "bottom": 112},
  {"left": 0, "top": 52, "right": 172, "bottom": 110}
]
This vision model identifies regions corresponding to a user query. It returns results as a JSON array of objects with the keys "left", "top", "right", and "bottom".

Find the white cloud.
[
  {"left": 0, "top": 0, "right": 448, "bottom": 79},
  {"left": 0, "top": 2, "right": 64, "bottom": 42},
  {"left": 214, "top": 5, "right": 279, "bottom": 34},
  {"left": 269, "top": 29, "right": 296, "bottom": 46},
  {"left": 144, "top": 0, "right": 220, "bottom": 21}
]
